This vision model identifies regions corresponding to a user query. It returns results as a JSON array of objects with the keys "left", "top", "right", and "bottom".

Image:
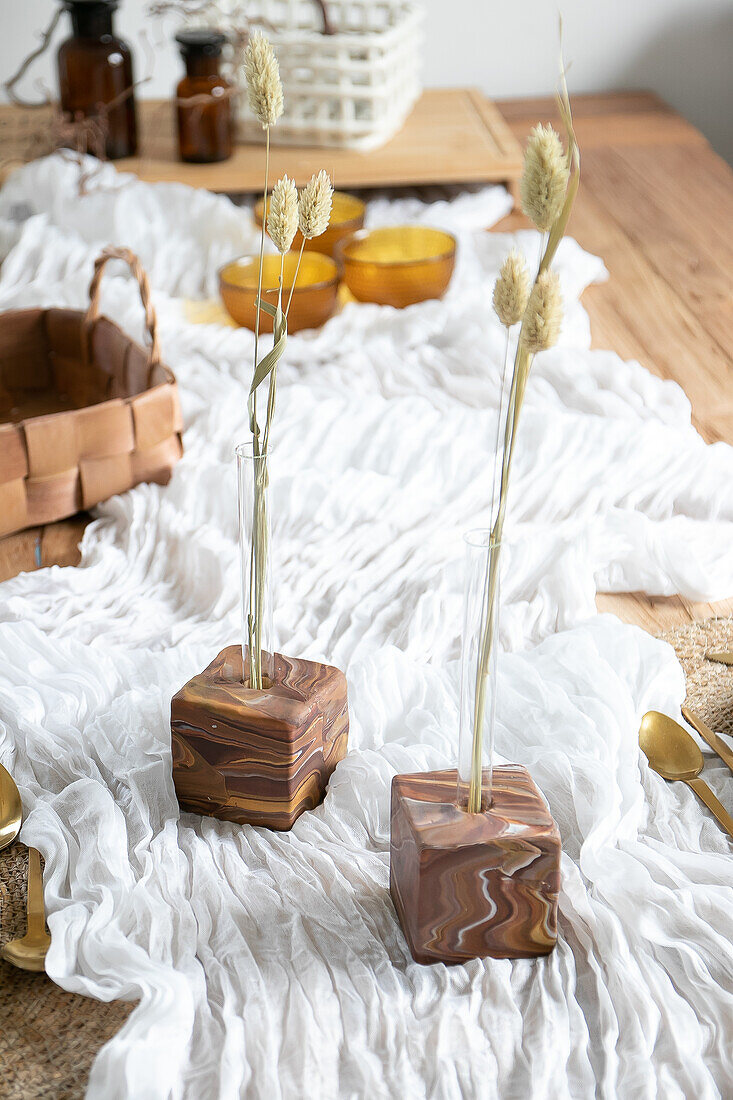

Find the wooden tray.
[{"left": 0, "top": 89, "right": 523, "bottom": 197}]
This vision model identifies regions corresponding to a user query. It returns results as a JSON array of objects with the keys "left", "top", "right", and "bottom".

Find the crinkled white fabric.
[{"left": 0, "top": 155, "right": 732, "bottom": 1100}]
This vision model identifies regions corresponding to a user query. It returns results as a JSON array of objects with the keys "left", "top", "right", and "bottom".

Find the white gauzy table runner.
[{"left": 0, "top": 155, "right": 732, "bottom": 1100}]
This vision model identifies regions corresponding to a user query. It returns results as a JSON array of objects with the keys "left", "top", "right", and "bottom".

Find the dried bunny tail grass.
[
  {"left": 523, "top": 269, "right": 563, "bottom": 353},
  {"left": 267, "top": 175, "right": 298, "bottom": 254},
  {"left": 298, "top": 170, "right": 333, "bottom": 239},
  {"left": 520, "top": 124, "right": 569, "bottom": 233},
  {"left": 244, "top": 30, "right": 283, "bottom": 129},
  {"left": 493, "top": 249, "right": 530, "bottom": 328}
]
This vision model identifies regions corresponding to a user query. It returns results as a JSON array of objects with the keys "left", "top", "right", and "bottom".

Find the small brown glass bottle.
[
  {"left": 57, "top": 0, "right": 138, "bottom": 160},
  {"left": 175, "top": 30, "right": 233, "bottom": 164}
]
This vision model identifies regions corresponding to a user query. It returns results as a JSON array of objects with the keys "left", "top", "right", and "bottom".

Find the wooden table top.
[{"left": 1, "top": 90, "right": 731, "bottom": 634}]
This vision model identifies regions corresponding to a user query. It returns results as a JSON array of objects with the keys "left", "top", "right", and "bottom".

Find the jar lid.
[
  {"left": 63, "top": 0, "right": 120, "bottom": 9},
  {"left": 175, "top": 29, "right": 228, "bottom": 57}
]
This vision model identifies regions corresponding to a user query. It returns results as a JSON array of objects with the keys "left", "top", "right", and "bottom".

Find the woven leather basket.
[{"left": 0, "top": 247, "right": 183, "bottom": 538}]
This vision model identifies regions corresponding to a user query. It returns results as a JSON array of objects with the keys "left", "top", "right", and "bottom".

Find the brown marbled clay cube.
[
  {"left": 390, "top": 766, "right": 561, "bottom": 964},
  {"left": 171, "top": 646, "right": 348, "bottom": 830}
]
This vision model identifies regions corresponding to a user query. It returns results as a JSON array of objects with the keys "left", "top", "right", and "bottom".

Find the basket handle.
[{"left": 84, "top": 246, "right": 163, "bottom": 384}]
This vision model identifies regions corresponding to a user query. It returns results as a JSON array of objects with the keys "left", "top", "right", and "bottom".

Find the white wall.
[{"left": 4, "top": 0, "right": 733, "bottom": 163}]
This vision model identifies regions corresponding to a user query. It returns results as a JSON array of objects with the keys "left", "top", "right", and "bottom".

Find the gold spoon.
[
  {"left": 0, "top": 761, "right": 22, "bottom": 851},
  {"left": 639, "top": 711, "right": 733, "bottom": 838},
  {"left": 1, "top": 847, "right": 51, "bottom": 972}
]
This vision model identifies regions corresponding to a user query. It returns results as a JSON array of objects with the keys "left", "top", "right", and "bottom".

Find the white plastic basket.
[{"left": 235, "top": 1, "right": 424, "bottom": 150}]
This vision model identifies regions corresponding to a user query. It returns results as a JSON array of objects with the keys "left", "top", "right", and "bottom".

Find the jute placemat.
[
  {"left": 0, "top": 843, "right": 135, "bottom": 1100},
  {"left": 659, "top": 616, "right": 733, "bottom": 737}
]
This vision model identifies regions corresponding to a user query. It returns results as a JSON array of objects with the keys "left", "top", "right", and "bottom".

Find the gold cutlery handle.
[
  {"left": 706, "top": 651, "right": 733, "bottom": 665},
  {"left": 685, "top": 777, "right": 733, "bottom": 838},
  {"left": 26, "top": 848, "right": 46, "bottom": 938},
  {"left": 682, "top": 706, "right": 733, "bottom": 775}
]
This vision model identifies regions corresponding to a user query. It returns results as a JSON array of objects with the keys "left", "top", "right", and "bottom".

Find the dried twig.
[
  {"left": 464, "top": 45, "right": 580, "bottom": 816},
  {"left": 4, "top": 6, "right": 62, "bottom": 107}
]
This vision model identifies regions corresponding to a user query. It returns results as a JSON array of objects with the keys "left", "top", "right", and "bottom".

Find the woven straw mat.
[
  {"left": 0, "top": 844, "right": 135, "bottom": 1099},
  {"left": 660, "top": 616, "right": 733, "bottom": 738}
]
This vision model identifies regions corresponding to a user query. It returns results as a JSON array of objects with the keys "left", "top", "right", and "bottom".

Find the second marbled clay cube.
[{"left": 390, "top": 766, "right": 561, "bottom": 964}]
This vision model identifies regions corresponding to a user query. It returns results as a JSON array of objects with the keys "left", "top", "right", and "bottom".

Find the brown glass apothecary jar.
[
  {"left": 57, "top": 0, "right": 138, "bottom": 160},
  {"left": 175, "top": 30, "right": 233, "bottom": 164}
]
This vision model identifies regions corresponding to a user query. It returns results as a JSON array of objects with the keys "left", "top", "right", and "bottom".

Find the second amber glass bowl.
[
  {"left": 219, "top": 252, "right": 339, "bottom": 333},
  {"left": 254, "top": 191, "right": 366, "bottom": 258},
  {"left": 338, "top": 226, "right": 457, "bottom": 308}
]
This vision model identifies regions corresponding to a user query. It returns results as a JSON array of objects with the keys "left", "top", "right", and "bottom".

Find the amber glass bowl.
[
  {"left": 338, "top": 226, "right": 457, "bottom": 308},
  {"left": 219, "top": 252, "right": 339, "bottom": 333},
  {"left": 254, "top": 191, "right": 366, "bottom": 258}
]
